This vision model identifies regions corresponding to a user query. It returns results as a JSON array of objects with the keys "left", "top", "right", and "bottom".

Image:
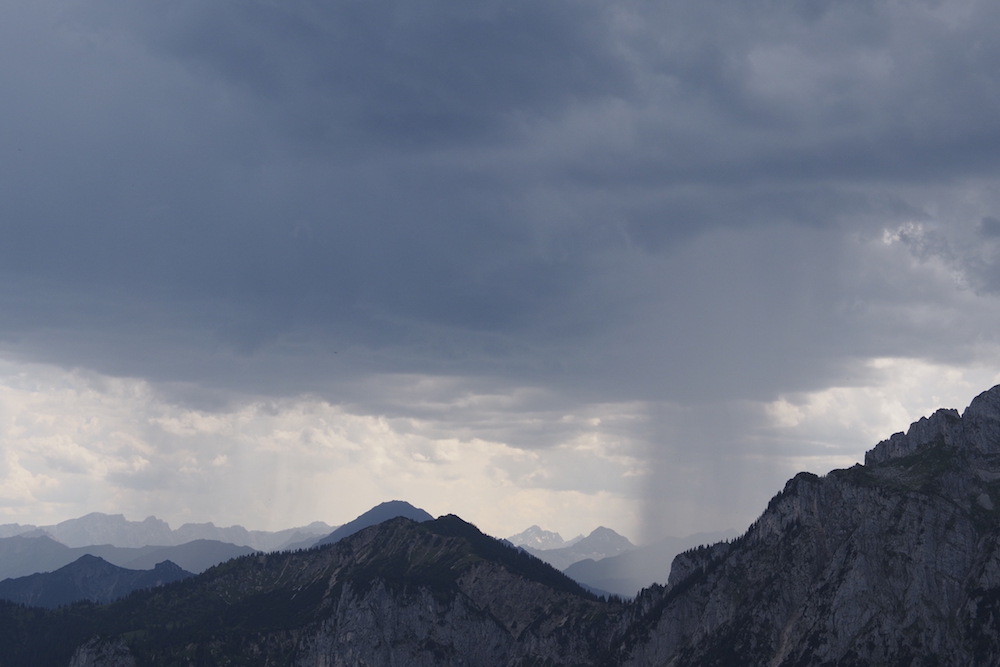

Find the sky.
[{"left": 2, "top": 0, "right": 1000, "bottom": 543}]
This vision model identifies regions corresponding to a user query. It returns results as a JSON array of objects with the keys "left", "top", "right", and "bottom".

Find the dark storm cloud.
[
  {"left": 103, "top": 0, "right": 632, "bottom": 147},
  {"left": 2, "top": 0, "right": 1000, "bottom": 409}
]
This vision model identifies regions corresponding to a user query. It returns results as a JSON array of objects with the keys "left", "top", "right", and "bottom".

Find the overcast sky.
[{"left": 2, "top": 0, "right": 1000, "bottom": 542}]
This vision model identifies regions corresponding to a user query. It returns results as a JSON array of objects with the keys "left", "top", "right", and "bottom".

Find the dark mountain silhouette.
[
  {"left": 309, "top": 500, "right": 434, "bottom": 547},
  {"left": 0, "top": 554, "right": 192, "bottom": 608},
  {"left": 0, "top": 515, "right": 617, "bottom": 666}
]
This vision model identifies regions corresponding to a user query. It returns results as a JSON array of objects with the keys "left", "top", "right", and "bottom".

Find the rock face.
[
  {"left": 67, "top": 639, "right": 136, "bottom": 667},
  {"left": 613, "top": 384, "right": 1000, "bottom": 666}
]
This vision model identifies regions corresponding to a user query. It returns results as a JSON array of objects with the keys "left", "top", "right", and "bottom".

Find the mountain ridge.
[
  {"left": 0, "top": 554, "right": 193, "bottom": 608},
  {"left": 0, "top": 535, "right": 256, "bottom": 580},
  {"left": 563, "top": 529, "right": 739, "bottom": 597},
  {"left": 506, "top": 525, "right": 584, "bottom": 550},
  {"left": 523, "top": 526, "right": 636, "bottom": 570},
  {"left": 612, "top": 383, "right": 1000, "bottom": 665},
  {"left": 0, "top": 514, "right": 620, "bottom": 666},
  {"left": 0, "top": 514, "right": 335, "bottom": 551},
  {"left": 4, "top": 385, "right": 1000, "bottom": 665},
  {"left": 309, "top": 499, "right": 434, "bottom": 548}
]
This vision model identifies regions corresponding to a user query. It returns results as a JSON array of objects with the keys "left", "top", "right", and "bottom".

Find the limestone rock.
[{"left": 615, "top": 384, "right": 1000, "bottom": 666}]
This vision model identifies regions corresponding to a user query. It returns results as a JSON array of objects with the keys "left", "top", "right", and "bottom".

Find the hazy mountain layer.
[
  {"left": 523, "top": 526, "right": 636, "bottom": 570},
  {"left": 0, "top": 555, "right": 192, "bottom": 608},
  {"left": 0, "top": 514, "right": 334, "bottom": 551},
  {"left": 563, "top": 529, "right": 738, "bottom": 598},
  {"left": 0, "top": 535, "right": 256, "bottom": 579},
  {"left": 506, "top": 525, "right": 583, "bottom": 550}
]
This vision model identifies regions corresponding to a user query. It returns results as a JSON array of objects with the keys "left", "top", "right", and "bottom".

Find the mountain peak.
[
  {"left": 865, "top": 384, "right": 1000, "bottom": 465},
  {"left": 578, "top": 526, "right": 634, "bottom": 550},
  {"left": 506, "top": 525, "right": 568, "bottom": 550},
  {"left": 312, "top": 500, "right": 434, "bottom": 547}
]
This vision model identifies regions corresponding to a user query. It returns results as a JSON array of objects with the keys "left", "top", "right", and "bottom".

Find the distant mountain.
[
  {"left": 116, "top": 539, "right": 257, "bottom": 573},
  {"left": 0, "top": 534, "right": 76, "bottom": 580},
  {"left": 0, "top": 513, "right": 335, "bottom": 550},
  {"left": 523, "top": 526, "right": 635, "bottom": 570},
  {"left": 563, "top": 529, "right": 738, "bottom": 597},
  {"left": 0, "top": 535, "right": 256, "bottom": 579},
  {"left": 505, "top": 525, "right": 584, "bottom": 550},
  {"left": 0, "top": 555, "right": 192, "bottom": 608},
  {"left": 0, "top": 515, "right": 618, "bottom": 666},
  {"left": 170, "top": 520, "right": 335, "bottom": 551},
  {"left": 42, "top": 513, "right": 174, "bottom": 548},
  {"left": 310, "top": 500, "right": 434, "bottom": 548},
  {"left": 0, "top": 523, "right": 40, "bottom": 538}
]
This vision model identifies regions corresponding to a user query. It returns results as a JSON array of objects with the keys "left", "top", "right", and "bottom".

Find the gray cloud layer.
[{"left": 2, "top": 0, "right": 1000, "bottom": 536}]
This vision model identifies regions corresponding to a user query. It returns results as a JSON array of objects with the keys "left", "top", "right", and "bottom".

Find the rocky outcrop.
[
  {"left": 614, "top": 384, "right": 1000, "bottom": 666},
  {"left": 865, "top": 385, "right": 1000, "bottom": 465},
  {"left": 68, "top": 639, "right": 136, "bottom": 667}
]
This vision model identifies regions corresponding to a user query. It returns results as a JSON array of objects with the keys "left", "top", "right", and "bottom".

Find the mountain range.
[
  {"left": 0, "top": 514, "right": 334, "bottom": 551},
  {"left": 520, "top": 526, "right": 637, "bottom": 571},
  {"left": 506, "top": 525, "right": 584, "bottom": 550},
  {"left": 0, "top": 555, "right": 192, "bottom": 608},
  {"left": 0, "top": 534, "right": 256, "bottom": 580},
  {"left": 6, "top": 384, "right": 1000, "bottom": 663},
  {"left": 2, "top": 514, "right": 619, "bottom": 666},
  {"left": 563, "top": 529, "right": 739, "bottom": 597}
]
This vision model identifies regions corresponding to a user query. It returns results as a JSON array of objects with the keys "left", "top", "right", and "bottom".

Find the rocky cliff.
[{"left": 612, "top": 384, "right": 1000, "bottom": 666}]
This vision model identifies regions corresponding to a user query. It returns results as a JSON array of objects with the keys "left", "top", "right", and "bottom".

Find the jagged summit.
[
  {"left": 614, "top": 385, "right": 1000, "bottom": 666},
  {"left": 865, "top": 383, "right": 1000, "bottom": 465},
  {"left": 506, "top": 525, "right": 571, "bottom": 550}
]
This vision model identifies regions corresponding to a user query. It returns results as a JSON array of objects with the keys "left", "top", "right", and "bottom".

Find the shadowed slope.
[
  {"left": 0, "top": 514, "right": 620, "bottom": 667},
  {"left": 0, "top": 555, "right": 192, "bottom": 608}
]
